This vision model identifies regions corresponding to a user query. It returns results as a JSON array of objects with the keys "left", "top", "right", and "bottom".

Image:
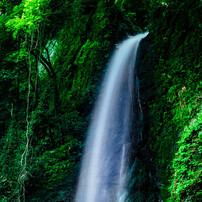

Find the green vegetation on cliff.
[
  {"left": 0, "top": 0, "right": 201, "bottom": 201},
  {"left": 146, "top": 1, "right": 201, "bottom": 201}
]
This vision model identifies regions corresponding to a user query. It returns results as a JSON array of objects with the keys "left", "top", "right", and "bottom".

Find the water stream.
[{"left": 75, "top": 32, "right": 148, "bottom": 202}]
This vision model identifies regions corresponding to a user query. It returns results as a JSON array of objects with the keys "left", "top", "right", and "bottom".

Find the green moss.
[
  {"left": 170, "top": 110, "right": 202, "bottom": 201},
  {"left": 147, "top": 1, "right": 201, "bottom": 200}
]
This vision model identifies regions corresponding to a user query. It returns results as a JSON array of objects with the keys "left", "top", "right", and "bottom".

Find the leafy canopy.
[{"left": 6, "top": 0, "right": 51, "bottom": 38}]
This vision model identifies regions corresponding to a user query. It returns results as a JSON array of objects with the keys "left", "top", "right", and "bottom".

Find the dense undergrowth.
[
  {"left": 146, "top": 0, "right": 201, "bottom": 201},
  {"left": 0, "top": 0, "right": 201, "bottom": 201}
]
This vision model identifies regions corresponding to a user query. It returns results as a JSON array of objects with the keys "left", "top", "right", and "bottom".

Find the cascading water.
[{"left": 75, "top": 32, "right": 148, "bottom": 202}]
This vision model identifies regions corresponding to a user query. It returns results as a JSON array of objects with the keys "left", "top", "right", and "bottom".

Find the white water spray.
[{"left": 75, "top": 32, "right": 148, "bottom": 202}]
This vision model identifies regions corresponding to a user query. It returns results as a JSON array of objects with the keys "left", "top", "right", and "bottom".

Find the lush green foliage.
[
  {"left": 6, "top": 0, "right": 51, "bottom": 38},
  {"left": 145, "top": 0, "right": 201, "bottom": 201},
  {"left": 0, "top": 0, "right": 139, "bottom": 200},
  {"left": 0, "top": 0, "right": 201, "bottom": 201},
  {"left": 170, "top": 110, "right": 202, "bottom": 201}
]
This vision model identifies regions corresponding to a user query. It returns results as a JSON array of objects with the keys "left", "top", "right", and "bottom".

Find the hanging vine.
[{"left": 5, "top": 0, "right": 50, "bottom": 200}]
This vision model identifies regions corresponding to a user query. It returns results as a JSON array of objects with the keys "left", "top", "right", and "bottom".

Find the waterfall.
[{"left": 75, "top": 32, "right": 148, "bottom": 202}]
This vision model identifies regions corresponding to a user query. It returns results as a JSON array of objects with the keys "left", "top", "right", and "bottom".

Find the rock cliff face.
[
  {"left": 128, "top": 1, "right": 201, "bottom": 199},
  {"left": 26, "top": 2, "right": 142, "bottom": 201},
  {"left": 139, "top": 1, "right": 201, "bottom": 201},
  {"left": 125, "top": 36, "right": 160, "bottom": 202},
  {"left": 28, "top": 1, "right": 201, "bottom": 200}
]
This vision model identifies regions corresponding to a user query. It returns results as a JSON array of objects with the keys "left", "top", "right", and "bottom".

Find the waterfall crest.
[{"left": 75, "top": 32, "right": 148, "bottom": 202}]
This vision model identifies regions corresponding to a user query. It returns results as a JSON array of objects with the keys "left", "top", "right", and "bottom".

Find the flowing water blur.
[{"left": 75, "top": 32, "right": 148, "bottom": 202}]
